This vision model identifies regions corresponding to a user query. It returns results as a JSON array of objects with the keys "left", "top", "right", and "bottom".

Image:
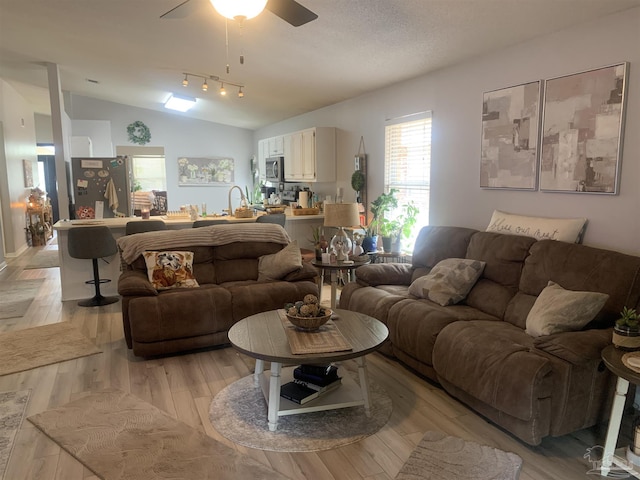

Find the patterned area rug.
[
  {"left": 28, "top": 389, "right": 287, "bottom": 480},
  {"left": 0, "top": 323, "right": 102, "bottom": 376},
  {"left": 0, "top": 390, "right": 30, "bottom": 480},
  {"left": 209, "top": 373, "right": 392, "bottom": 452},
  {"left": 395, "top": 431, "right": 523, "bottom": 480},
  {"left": 0, "top": 279, "right": 44, "bottom": 319},
  {"left": 25, "top": 249, "right": 59, "bottom": 269}
]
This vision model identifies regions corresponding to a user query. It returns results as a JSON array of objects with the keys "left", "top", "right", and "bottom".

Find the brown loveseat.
[
  {"left": 117, "top": 224, "right": 318, "bottom": 357},
  {"left": 340, "top": 225, "right": 640, "bottom": 445}
]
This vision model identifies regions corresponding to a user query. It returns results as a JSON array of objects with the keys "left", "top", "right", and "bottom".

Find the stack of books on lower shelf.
[{"left": 280, "top": 364, "right": 342, "bottom": 405}]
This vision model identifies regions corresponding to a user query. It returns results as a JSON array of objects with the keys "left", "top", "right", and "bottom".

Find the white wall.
[
  {"left": 66, "top": 96, "right": 254, "bottom": 214},
  {"left": 71, "top": 119, "right": 113, "bottom": 156},
  {"left": 0, "top": 79, "right": 38, "bottom": 256},
  {"left": 256, "top": 8, "right": 640, "bottom": 256}
]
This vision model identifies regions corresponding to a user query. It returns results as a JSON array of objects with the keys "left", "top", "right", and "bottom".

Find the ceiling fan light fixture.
[
  {"left": 210, "top": 0, "right": 267, "bottom": 21},
  {"left": 164, "top": 94, "right": 197, "bottom": 112}
]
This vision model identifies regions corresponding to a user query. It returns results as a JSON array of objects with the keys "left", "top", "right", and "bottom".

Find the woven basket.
[
  {"left": 286, "top": 310, "right": 332, "bottom": 331},
  {"left": 234, "top": 208, "right": 254, "bottom": 218},
  {"left": 292, "top": 208, "right": 320, "bottom": 216}
]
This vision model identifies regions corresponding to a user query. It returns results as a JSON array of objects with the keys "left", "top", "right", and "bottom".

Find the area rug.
[
  {"left": 209, "top": 374, "right": 392, "bottom": 452},
  {"left": 25, "top": 249, "right": 59, "bottom": 269},
  {"left": 0, "top": 390, "right": 30, "bottom": 480},
  {"left": 0, "top": 279, "right": 44, "bottom": 320},
  {"left": 0, "top": 322, "right": 102, "bottom": 376},
  {"left": 28, "top": 389, "right": 288, "bottom": 480},
  {"left": 395, "top": 431, "right": 522, "bottom": 480}
]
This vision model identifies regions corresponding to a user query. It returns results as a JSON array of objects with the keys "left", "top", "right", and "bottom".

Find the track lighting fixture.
[{"left": 179, "top": 72, "right": 245, "bottom": 98}]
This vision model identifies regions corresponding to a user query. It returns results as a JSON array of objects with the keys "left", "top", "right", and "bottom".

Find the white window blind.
[
  {"left": 131, "top": 155, "right": 166, "bottom": 192},
  {"left": 384, "top": 111, "right": 432, "bottom": 249}
]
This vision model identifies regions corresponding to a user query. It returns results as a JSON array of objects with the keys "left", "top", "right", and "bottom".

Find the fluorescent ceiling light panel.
[{"left": 164, "top": 94, "right": 196, "bottom": 112}]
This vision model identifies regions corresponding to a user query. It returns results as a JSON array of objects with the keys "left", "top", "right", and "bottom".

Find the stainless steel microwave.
[{"left": 265, "top": 156, "right": 284, "bottom": 182}]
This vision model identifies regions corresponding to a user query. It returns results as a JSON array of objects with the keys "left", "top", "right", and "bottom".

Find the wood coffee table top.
[{"left": 228, "top": 309, "right": 388, "bottom": 364}]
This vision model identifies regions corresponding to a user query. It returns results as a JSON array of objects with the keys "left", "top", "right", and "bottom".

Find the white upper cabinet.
[
  {"left": 257, "top": 139, "right": 269, "bottom": 181},
  {"left": 268, "top": 136, "right": 284, "bottom": 156},
  {"left": 283, "top": 127, "right": 335, "bottom": 182}
]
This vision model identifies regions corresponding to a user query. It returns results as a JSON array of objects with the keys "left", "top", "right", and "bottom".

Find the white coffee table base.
[{"left": 254, "top": 357, "right": 372, "bottom": 431}]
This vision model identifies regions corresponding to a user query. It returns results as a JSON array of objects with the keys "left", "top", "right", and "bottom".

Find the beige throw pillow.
[
  {"left": 143, "top": 251, "right": 199, "bottom": 290},
  {"left": 525, "top": 281, "right": 609, "bottom": 337},
  {"left": 408, "top": 258, "right": 486, "bottom": 306},
  {"left": 258, "top": 241, "right": 302, "bottom": 281}
]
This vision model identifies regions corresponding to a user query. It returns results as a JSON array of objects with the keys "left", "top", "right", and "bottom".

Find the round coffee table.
[{"left": 228, "top": 309, "right": 388, "bottom": 431}]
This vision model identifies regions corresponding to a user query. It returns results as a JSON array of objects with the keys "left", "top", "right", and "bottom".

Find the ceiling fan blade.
[
  {"left": 266, "top": 0, "right": 318, "bottom": 27},
  {"left": 160, "top": 0, "right": 201, "bottom": 19}
]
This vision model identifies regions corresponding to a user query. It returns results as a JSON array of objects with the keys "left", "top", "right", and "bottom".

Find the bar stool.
[
  {"left": 67, "top": 226, "right": 119, "bottom": 307},
  {"left": 255, "top": 213, "right": 285, "bottom": 226},
  {"left": 125, "top": 220, "right": 167, "bottom": 235}
]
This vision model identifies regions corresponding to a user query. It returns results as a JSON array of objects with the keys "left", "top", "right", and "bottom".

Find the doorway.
[{"left": 37, "top": 145, "right": 60, "bottom": 223}]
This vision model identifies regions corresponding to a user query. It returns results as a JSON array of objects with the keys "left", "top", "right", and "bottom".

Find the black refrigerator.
[{"left": 70, "top": 156, "right": 131, "bottom": 219}]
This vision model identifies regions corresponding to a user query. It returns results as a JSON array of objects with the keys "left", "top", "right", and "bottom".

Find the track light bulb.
[
  {"left": 220, "top": 83, "right": 226, "bottom": 96},
  {"left": 202, "top": 80, "right": 208, "bottom": 92},
  {"left": 182, "top": 75, "right": 189, "bottom": 87},
  {"left": 238, "top": 87, "right": 244, "bottom": 98}
]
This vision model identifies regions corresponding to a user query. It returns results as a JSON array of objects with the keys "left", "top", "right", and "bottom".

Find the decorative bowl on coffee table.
[{"left": 286, "top": 310, "right": 332, "bottom": 331}]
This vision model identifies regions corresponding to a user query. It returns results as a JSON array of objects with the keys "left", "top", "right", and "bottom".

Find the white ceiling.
[{"left": 1, "top": 0, "right": 639, "bottom": 130}]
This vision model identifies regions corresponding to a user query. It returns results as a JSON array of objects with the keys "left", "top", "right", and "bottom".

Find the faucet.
[{"left": 228, "top": 185, "right": 246, "bottom": 216}]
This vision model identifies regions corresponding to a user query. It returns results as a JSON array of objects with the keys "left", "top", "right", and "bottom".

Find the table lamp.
[{"left": 323, "top": 202, "right": 360, "bottom": 262}]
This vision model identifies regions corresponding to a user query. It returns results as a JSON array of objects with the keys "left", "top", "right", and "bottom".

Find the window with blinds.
[
  {"left": 384, "top": 112, "right": 432, "bottom": 249},
  {"left": 131, "top": 155, "right": 166, "bottom": 192}
]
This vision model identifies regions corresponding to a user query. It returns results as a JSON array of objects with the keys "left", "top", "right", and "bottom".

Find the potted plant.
[
  {"left": 364, "top": 189, "right": 399, "bottom": 253},
  {"left": 613, "top": 307, "right": 640, "bottom": 350},
  {"left": 309, "top": 226, "right": 328, "bottom": 260}
]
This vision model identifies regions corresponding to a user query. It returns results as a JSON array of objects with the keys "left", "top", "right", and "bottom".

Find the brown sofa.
[
  {"left": 117, "top": 224, "right": 319, "bottom": 357},
  {"left": 340, "top": 225, "right": 640, "bottom": 445}
]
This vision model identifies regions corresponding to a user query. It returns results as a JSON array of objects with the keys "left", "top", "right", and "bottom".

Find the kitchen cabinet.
[
  {"left": 258, "top": 139, "right": 269, "bottom": 181},
  {"left": 268, "top": 136, "right": 284, "bottom": 156},
  {"left": 284, "top": 127, "right": 335, "bottom": 182}
]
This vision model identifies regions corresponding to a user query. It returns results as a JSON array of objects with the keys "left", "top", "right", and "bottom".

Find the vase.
[
  {"left": 362, "top": 235, "right": 378, "bottom": 253},
  {"left": 613, "top": 325, "right": 640, "bottom": 351}
]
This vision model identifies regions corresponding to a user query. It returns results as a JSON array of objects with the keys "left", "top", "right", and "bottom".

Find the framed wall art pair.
[{"left": 480, "top": 62, "right": 628, "bottom": 194}]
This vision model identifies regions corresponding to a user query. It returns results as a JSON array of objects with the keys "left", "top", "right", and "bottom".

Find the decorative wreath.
[{"left": 127, "top": 121, "right": 151, "bottom": 145}]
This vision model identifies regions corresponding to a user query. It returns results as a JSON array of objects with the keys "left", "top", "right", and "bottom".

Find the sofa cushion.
[
  {"left": 143, "top": 251, "right": 199, "bottom": 290},
  {"left": 258, "top": 241, "right": 302, "bottom": 281},
  {"left": 464, "top": 232, "right": 536, "bottom": 319},
  {"left": 525, "top": 281, "right": 609, "bottom": 337},
  {"left": 408, "top": 258, "right": 485, "bottom": 306},
  {"left": 433, "top": 320, "right": 553, "bottom": 422}
]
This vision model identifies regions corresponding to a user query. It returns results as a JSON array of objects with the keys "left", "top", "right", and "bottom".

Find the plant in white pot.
[{"left": 613, "top": 307, "right": 640, "bottom": 350}]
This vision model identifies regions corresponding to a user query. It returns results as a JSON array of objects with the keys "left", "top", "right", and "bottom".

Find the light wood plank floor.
[{"left": 0, "top": 242, "right": 623, "bottom": 479}]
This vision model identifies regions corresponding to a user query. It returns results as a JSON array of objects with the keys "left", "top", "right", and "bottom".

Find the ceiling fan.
[{"left": 160, "top": 0, "right": 318, "bottom": 27}]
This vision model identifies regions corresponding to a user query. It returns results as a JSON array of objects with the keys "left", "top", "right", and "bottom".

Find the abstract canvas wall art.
[
  {"left": 480, "top": 81, "right": 541, "bottom": 190},
  {"left": 539, "top": 63, "right": 628, "bottom": 194}
]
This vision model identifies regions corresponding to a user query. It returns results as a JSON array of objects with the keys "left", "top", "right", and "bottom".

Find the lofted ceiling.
[{"left": 1, "top": 0, "right": 639, "bottom": 130}]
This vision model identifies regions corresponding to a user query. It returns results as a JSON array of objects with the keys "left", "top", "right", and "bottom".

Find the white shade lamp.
[{"left": 323, "top": 203, "right": 360, "bottom": 262}]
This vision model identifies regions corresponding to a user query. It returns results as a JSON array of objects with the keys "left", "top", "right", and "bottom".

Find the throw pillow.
[
  {"left": 408, "top": 258, "right": 486, "bottom": 306},
  {"left": 258, "top": 241, "right": 302, "bottom": 281},
  {"left": 525, "top": 281, "right": 609, "bottom": 337},
  {"left": 143, "top": 251, "right": 199, "bottom": 290},
  {"left": 486, "top": 210, "right": 587, "bottom": 243}
]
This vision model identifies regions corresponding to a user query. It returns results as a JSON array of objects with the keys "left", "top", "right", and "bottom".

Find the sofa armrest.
[
  {"left": 283, "top": 262, "right": 318, "bottom": 282},
  {"left": 533, "top": 328, "right": 612, "bottom": 366},
  {"left": 118, "top": 270, "right": 158, "bottom": 296},
  {"left": 355, "top": 263, "right": 412, "bottom": 287}
]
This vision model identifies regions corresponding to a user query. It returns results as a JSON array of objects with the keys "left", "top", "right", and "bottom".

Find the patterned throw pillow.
[
  {"left": 408, "top": 258, "right": 486, "bottom": 306},
  {"left": 525, "top": 281, "right": 609, "bottom": 337},
  {"left": 258, "top": 241, "right": 302, "bottom": 281},
  {"left": 143, "top": 251, "right": 199, "bottom": 290}
]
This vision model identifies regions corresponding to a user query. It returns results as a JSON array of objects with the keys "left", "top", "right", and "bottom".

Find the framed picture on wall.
[
  {"left": 177, "top": 157, "right": 235, "bottom": 186},
  {"left": 539, "top": 62, "right": 629, "bottom": 194},
  {"left": 480, "top": 80, "right": 542, "bottom": 190},
  {"left": 23, "top": 159, "right": 34, "bottom": 188}
]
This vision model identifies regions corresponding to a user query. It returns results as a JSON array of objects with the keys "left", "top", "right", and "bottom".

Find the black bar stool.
[
  {"left": 125, "top": 220, "right": 167, "bottom": 235},
  {"left": 255, "top": 214, "right": 285, "bottom": 226},
  {"left": 67, "top": 226, "right": 119, "bottom": 307},
  {"left": 192, "top": 219, "right": 229, "bottom": 228}
]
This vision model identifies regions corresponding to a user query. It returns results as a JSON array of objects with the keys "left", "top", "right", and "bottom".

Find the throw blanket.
[{"left": 117, "top": 223, "right": 291, "bottom": 264}]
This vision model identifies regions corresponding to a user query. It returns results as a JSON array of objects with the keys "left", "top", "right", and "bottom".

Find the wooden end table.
[
  {"left": 228, "top": 309, "right": 388, "bottom": 431},
  {"left": 311, "top": 259, "right": 370, "bottom": 310},
  {"left": 601, "top": 345, "right": 640, "bottom": 477}
]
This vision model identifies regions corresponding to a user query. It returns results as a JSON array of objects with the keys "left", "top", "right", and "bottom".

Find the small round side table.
[{"left": 311, "top": 259, "right": 370, "bottom": 310}]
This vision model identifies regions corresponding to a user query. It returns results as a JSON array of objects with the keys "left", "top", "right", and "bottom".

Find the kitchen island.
[{"left": 53, "top": 212, "right": 324, "bottom": 301}]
